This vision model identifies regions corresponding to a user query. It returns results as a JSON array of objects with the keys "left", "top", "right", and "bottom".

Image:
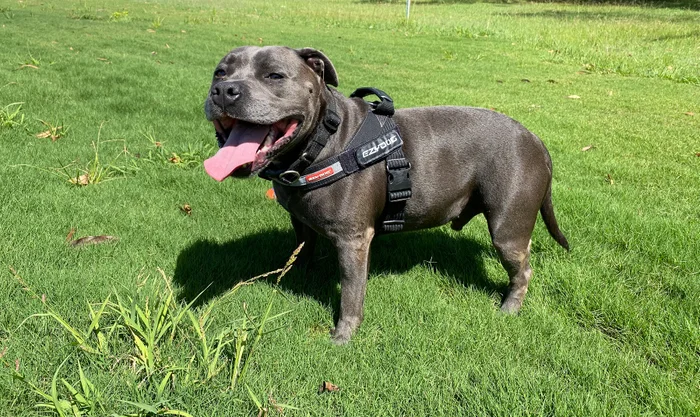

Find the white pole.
[{"left": 406, "top": 0, "right": 411, "bottom": 21}]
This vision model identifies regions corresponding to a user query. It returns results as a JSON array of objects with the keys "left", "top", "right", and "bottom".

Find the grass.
[
  {"left": 6, "top": 251, "right": 298, "bottom": 416},
  {"left": 0, "top": 102, "right": 25, "bottom": 129},
  {"left": 0, "top": 0, "right": 698, "bottom": 415}
]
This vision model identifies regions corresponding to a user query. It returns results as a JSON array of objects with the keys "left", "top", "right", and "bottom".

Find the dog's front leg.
[
  {"left": 330, "top": 227, "right": 375, "bottom": 345},
  {"left": 290, "top": 215, "right": 317, "bottom": 269}
]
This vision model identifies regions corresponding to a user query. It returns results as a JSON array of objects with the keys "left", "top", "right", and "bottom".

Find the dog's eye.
[
  {"left": 214, "top": 69, "right": 226, "bottom": 78},
  {"left": 268, "top": 73, "right": 285, "bottom": 80}
]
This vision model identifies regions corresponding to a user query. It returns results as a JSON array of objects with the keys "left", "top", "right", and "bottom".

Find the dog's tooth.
[{"left": 264, "top": 129, "right": 275, "bottom": 147}]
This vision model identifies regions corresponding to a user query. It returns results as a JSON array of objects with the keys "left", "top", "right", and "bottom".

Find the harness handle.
[{"left": 350, "top": 87, "right": 395, "bottom": 117}]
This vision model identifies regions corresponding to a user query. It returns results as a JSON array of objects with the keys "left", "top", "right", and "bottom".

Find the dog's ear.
[{"left": 295, "top": 47, "right": 338, "bottom": 87}]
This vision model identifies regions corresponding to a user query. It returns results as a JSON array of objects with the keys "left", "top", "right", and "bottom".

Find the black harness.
[{"left": 261, "top": 87, "right": 412, "bottom": 233}]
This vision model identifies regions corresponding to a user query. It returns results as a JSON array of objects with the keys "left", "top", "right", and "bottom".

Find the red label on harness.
[{"left": 305, "top": 166, "right": 335, "bottom": 183}]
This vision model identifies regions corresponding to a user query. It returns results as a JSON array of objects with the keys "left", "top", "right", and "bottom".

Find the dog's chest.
[
  {"left": 272, "top": 184, "right": 324, "bottom": 221},
  {"left": 272, "top": 182, "right": 293, "bottom": 211},
  {"left": 272, "top": 168, "right": 386, "bottom": 233}
]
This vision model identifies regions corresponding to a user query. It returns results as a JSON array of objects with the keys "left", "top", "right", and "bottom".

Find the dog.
[{"left": 203, "top": 46, "right": 569, "bottom": 344}]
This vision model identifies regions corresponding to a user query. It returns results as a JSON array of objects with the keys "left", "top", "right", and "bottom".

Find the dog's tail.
[{"left": 540, "top": 183, "right": 570, "bottom": 251}]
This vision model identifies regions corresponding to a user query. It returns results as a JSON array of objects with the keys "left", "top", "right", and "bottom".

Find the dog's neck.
[
  {"left": 312, "top": 87, "right": 369, "bottom": 160},
  {"left": 263, "top": 86, "right": 369, "bottom": 177}
]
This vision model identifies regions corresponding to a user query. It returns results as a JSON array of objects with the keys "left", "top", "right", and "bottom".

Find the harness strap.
[
  {"left": 350, "top": 88, "right": 411, "bottom": 232},
  {"left": 263, "top": 88, "right": 341, "bottom": 183},
  {"left": 267, "top": 86, "right": 412, "bottom": 233},
  {"left": 289, "top": 98, "right": 340, "bottom": 174},
  {"left": 273, "top": 112, "right": 402, "bottom": 191},
  {"left": 381, "top": 146, "right": 411, "bottom": 232}
]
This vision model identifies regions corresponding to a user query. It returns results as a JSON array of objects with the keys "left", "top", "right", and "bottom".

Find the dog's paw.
[
  {"left": 330, "top": 325, "right": 352, "bottom": 345},
  {"left": 330, "top": 331, "right": 351, "bottom": 345},
  {"left": 500, "top": 297, "right": 523, "bottom": 314}
]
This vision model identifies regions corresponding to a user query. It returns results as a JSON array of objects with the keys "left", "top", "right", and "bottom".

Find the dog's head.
[{"left": 203, "top": 46, "right": 338, "bottom": 181}]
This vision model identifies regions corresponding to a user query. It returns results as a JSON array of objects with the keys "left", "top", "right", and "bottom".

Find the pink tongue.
[{"left": 204, "top": 123, "right": 270, "bottom": 181}]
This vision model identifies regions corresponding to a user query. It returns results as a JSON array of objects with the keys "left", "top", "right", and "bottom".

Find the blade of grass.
[{"left": 50, "top": 356, "right": 71, "bottom": 417}]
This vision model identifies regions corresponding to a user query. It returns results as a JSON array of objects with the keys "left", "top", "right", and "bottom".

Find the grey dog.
[{"left": 203, "top": 46, "right": 569, "bottom": 344}]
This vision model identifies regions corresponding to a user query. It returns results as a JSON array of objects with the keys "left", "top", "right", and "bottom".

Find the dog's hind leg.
[
  {"left": 485, "top": 205, "right": 538, "bottom": 314},
  {"left": 450, "top": 198, "right": 483, "bottom": 231}
]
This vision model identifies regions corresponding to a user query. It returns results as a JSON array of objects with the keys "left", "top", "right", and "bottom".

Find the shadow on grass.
[{"left": 173, "top": 228, "right": 500, "bottom": 313}]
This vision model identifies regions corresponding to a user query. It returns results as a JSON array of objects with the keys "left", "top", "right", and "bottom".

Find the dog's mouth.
[{"left": 204, "top": 116, "right": 301, "bottom": 181}]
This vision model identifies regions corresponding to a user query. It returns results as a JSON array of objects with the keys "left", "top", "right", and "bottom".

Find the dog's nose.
[{"left": 210, "top": 81, "right": 241, "bottom": 108}]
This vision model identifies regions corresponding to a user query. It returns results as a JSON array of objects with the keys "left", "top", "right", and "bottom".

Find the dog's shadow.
[{"left": 173, "top": 228, "right": 503, "bottom": 312}]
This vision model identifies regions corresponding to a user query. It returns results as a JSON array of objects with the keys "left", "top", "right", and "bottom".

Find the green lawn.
[{"left": 0, "top": 0, "right": 698, "bottom": 415}]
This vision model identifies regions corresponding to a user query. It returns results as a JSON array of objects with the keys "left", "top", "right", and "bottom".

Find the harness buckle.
[
  {"left": 278, "top": 170, "right": 301, "bottom": 185},
  {"left": 386, "top": 163, "right": 412, "bottom": 202},
  {"left": 323, "top": 110, "right": 341, "bottom": 132},
  {"left": 382, "top": 219, "right": 405, "bottom": 232},
  {"left": 299, "top": 152, "right": 314, "bottom": 165}
]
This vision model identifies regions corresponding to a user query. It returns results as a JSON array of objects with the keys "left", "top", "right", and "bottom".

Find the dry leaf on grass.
[
  {"left": 17, "top": 64, "right": 38, "bottom": 70},
  {"left": 695, "top": 152, "right": 700, "bottom": 157},
  {"left": 70, "top": 235, "right": 118, "bottom": 247},
  {"left": 65, "top": 228, "right": 76, "bottom": 243},
  {"left": 318, "top": 381, "right": 340, "bottom": 394},
  {"left": 685, "top": 112, "right": 695, "bottom": 116},
  {"left": 69, "top": 174, "right": 89, "bottom": 186},
  {"left": 180, "top": 204, "right": 192, "bottom": 215},
  {"left": 567, "top": 95, "right": 581, "bottom": 99},
  {"left": 605, "top": 174, "right": 614, "bottom": 185},
  {"left": 581, "top": 145, "right": 595, "bottom": 152},
  {"left": 36, "top": 126, "right": 63, "bottom": 141},
  {"left": 268, "top": 394, "right": 284, "bottom": 414}
]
